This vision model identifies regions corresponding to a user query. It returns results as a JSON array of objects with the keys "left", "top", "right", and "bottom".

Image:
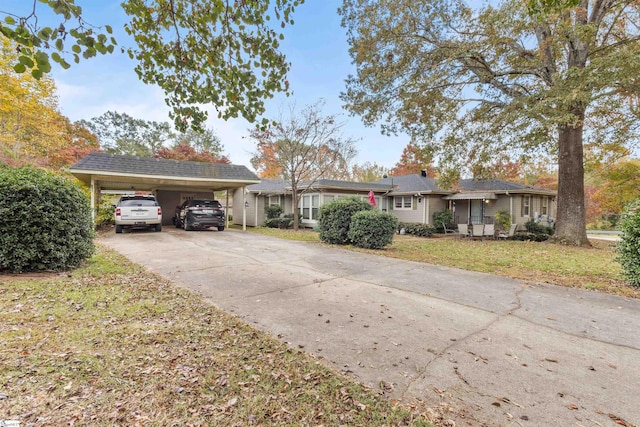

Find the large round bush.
[
  {"left": 317, "top": 197, "right": 373, "bottom": 244},
  {"left": 0, "top": 167, "right": 95, "bottom": 273},
  {"left": 348, "top": 210, "right": 398, "bottom": 249},
  {"left": 616, "top": 200, "right": 640, "bottom": 287}
]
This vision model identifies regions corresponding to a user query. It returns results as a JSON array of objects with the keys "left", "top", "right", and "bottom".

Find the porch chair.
[
  {"left": 442, "top": 221, "right": 456, "bottom": 234},
  {"left": 457, "top": 223, "right": 469, "bottom": 239},
  {"left": 483, "top": 223, "right": 495, "bottom": 240},
  {"left": 498, "top": 223, "right": 518, "bottom": 240},
  {"left": 470, "top": 224, "right": 485, "bottom": 240}
]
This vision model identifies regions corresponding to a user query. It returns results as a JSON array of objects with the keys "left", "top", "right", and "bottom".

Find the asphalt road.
[{"left": 99, "top": 228, "right": 640, "bottom": 427}]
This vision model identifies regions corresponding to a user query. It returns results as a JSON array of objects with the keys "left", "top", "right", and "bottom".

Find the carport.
[{"left": 69, "top": 152, "right": 260, "bottom": 229}]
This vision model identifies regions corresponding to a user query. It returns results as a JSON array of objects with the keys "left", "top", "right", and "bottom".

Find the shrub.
[
  {"left": 615, "top": 200, "right": 640, "bottom": 287},
  {"left": 432, "top": 210, "right": 453, "bottom": 233},
  {"left": 0, "top": 167, "right": 95, "bottom": 273},
  {"left": 266, "top": 204, "right": 283, "bottom": 219},
  {"left": 348, "top": 210, "right": 398, "bottom": 249},
  {"left": 264, "top": 218, "right": 282, "bottom": 228},
  {"left": 96, "top": 195, "right": 116, "bottom": 226},
  {"left": 494, "top": 210, "right": 511, "bottom": 232},
  {"left": 398, "top": 222, "right": 436, "bottom": 237},
  {"left": 318, "top": 197, "right": 372, "bottom": 244},
  {"left": 512, "top": 231, "right": 550, "bottom": 242},
  {"left": 263, "top": 213, "right": 300, "bottom": 229}
]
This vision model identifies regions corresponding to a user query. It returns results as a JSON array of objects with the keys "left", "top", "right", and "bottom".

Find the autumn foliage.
[{"left": 155, "top": 141, "right": 230, "bottom": 164}]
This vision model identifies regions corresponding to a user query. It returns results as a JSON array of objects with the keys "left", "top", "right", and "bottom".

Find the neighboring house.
[{"left": 233, "top": 173, "right": 556, "bottom": 228}]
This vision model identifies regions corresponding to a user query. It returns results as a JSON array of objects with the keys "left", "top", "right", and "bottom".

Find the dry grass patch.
[{"left": 0, "top": 245, "right": 432, "bottom": 427}]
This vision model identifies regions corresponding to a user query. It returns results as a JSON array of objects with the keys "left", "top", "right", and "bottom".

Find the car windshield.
[
  {"left": 120, "top": 199, "right": 157, "bottom": 207},
  {"left": 190, "top": 200, "right": 221, "bottom": 208}
]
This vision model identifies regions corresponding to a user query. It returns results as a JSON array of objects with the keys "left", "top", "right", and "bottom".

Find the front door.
[{"left": 470, "top": 200, "right": 483, "bottom": 224}]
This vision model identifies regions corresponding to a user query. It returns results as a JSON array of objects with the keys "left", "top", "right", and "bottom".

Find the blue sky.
[{"left": 4, "top": 1, "right": 410, "bottom": 171}]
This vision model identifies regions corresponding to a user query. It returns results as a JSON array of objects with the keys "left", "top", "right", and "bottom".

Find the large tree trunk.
[
  {"left": 552, "top": 108, "right": 590, "bottom": 246},
  {"left": 292, "top": 184, "right": 300, "bottom": 231}
]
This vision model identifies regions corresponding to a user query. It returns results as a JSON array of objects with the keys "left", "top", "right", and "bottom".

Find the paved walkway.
[{"left": 100, "top": 228, "right": 640, "bottom": 426}]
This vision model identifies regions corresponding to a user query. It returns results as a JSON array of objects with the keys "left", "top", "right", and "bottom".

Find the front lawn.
[
  {"left": 241, "top": 226, "right": 636, "bottom": 299},
  {"left": 0, "top": 246, "right": 432, "bottom": 427}
]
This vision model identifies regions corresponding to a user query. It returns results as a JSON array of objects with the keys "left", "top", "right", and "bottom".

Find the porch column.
[
  {"left": 242, "top": 187, "right": 247, "bottom": 231},
  {"left": 425, "top": 196, "right": 430, "bottom": 225},
  {"left": 509, "top": 196, "right": 514, "bottom": 224},
  {"left": 90, "top": 176, "right": 96, "bottom": 222}
]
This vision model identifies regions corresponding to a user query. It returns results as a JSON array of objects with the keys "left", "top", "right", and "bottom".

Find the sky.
[{"left": 4, "top": 1, "right": 411, "bottom": 172}]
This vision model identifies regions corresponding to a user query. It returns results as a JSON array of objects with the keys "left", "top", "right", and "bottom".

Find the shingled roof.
[
  {"left": 459, "top": 178, "right": 555, "bottom": 194},
  {"left": 70, "top": 152, "right": 259, "bottom": 181},
  {"left": 246, "top": 178, "right": 393, "bottom": 193},
  {"left": 372, "top": 174, "right": 448, "bottom": 194}
]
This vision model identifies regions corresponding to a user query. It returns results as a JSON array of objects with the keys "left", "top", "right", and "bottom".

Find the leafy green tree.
[
  {"left": 0, "top": 0, "right": 116, "bottom": 79},
  {"left": 1, "top": 0, "right": 304, "bottom": 130},
  {"left": 249, "top": 101, "right": 358, "bottom": 230},
  {"left": 351, "top": 161, "right": 388, "bottom": 182},
  {"left": 339, "top": 0, "right": 640, "bottom": 246},
  {"left": 79, "top": 111, "right": 175, "bottom": 157}
]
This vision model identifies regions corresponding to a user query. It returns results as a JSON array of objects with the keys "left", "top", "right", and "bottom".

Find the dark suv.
[{"left": 174, "top": 199, "right": 225, "bottom": 231}]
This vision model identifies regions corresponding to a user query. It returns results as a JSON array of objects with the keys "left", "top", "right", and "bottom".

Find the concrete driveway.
[{"left": 99, "top": 228, "right": 640, "bottom": 427}]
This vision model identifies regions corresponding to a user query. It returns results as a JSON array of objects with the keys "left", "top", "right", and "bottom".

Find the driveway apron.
[{"left": 99, "top": 228, "right": 640, "bottom": 427}]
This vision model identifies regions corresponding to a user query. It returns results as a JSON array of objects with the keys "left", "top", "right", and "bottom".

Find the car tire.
[
  {"left": 217, "top": 226, "right": 225, "bottom": 232},
  {"left": 175, "top": 218, "right": 181, "bottom": 228},
  {"left": 155, "top": 223, "right": 162, "bottom": 232},
  {"left": 184, "top": 218, "right": 192, "bottom": 231},
  {"left": 115, "top": 225, "right": 123, "bottom": 234}
]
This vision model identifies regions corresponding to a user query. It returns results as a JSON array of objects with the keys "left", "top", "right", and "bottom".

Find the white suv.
[{"left": 114, "top": 195, "right": 162, "bottom": 233}]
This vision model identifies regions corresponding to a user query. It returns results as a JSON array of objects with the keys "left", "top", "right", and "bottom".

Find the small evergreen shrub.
[
  {"left": 432, "top": 210, "right": 454, "bottom": 233},
  {"left": 263, "top": 213, "right": 299, "bottom": 229},
  {"left": 96, "top": 195, "right": 116, "bottom": 226},
  {"left": 0, "top": 167, "right": 95, "bottom": 273},
  {"left": 512, "top": 231, "right": 550, "bottom": 242},
  {"left": 398, "top": 222, "right": 436, "bottom": 237},
  {"left": 266, "top": 205, "right": 283, "bottom": 219},
  {"left": 318, "top": 197, "right": 372, "bottom": 244},
  {"left": 494, "top": 210, "right": 511, "bottom": 232},
  {"left": 264, "top": 218, "right": 282, "bottom": 228},
  {"left": 348, "top": 210, "right": 398, "bottom": 249},
  {"left": 616, "top": 200, "right": 640, "bottom": 287}
]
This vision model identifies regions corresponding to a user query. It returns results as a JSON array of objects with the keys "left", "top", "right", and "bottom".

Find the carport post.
[
  {"left": 225, "top": 190, "right": 230, "bottom": 228},
  {"left": 242, "top": 186, "right": 247, "bottom": 231}
]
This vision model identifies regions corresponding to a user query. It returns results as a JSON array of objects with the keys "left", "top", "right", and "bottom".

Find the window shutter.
[{"left": 412, "top": 196, "right": 417, "bottom": 210}]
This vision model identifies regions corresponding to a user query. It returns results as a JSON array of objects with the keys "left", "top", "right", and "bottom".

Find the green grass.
[
  {"left": 237, "top": 226, "right": 636, "bottom": 298},
  {"left": 0, "top": 245, "right": 433, "bottom": 427}
]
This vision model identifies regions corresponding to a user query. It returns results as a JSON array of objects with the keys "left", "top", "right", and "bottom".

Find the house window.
[
  {"left": 312, "top": 195, "right": 319, "bottom": 220},
  {"left": 394, "top": 196, "right": 412, "bottom": 210},
  {"left": 300, "top": 194, "right": 320, "bottom": 220},
  {"left": 521, "top": 195, "right": 531, "bottom": 217},
  {"left": 541, "top": 197, "right": 548, "bottom": 216},
  {"left": 268, "top": 195, "right": 280, "bottom": 206}
]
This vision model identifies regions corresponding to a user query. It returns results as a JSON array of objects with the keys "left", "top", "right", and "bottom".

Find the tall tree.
[
  {"left": 388, "top": 143, "right": 437, "bottom": 177},
  {"left": 339, "top": 0, "right": 640, "bottom": 246},
  {"left": 155, "top": 128, "right": 229, "bottom": 163},
  {"left": 249, "top": 101, "right": 358, "bottom": 230},
  {"left": 0, "top": 38, "right": 66, "bottom": 167},
  {"left": 351, "top": 161, "right": 388, "bottom": 182},
  {"left": 79, "top": 111, "right": 175, "bottom": 157},
  {"left": 1, "top": 0, "right": 304, "bottom": 130}
]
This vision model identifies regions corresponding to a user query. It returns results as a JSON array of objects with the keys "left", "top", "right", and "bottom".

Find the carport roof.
[{"left": 69, "top": 152, "right": 260, "bottom": 191}]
